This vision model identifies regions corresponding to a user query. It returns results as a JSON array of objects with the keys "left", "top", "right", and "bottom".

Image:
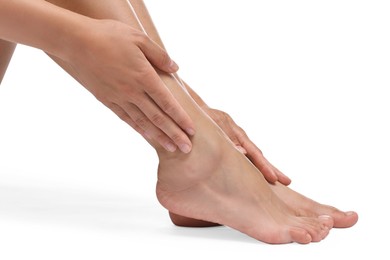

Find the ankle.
[{"left": 156, "top": 123, "right": 229, "bottom": 191}]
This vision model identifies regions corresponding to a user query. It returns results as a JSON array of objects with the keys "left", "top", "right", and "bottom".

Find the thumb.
[{"left": 137, "top": 36, "right": 179, "bottom": 73}]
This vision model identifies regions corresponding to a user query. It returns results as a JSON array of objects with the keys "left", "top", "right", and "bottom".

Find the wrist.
[{"left": 57, "top": 16, "right": 97, "bottom": 63}]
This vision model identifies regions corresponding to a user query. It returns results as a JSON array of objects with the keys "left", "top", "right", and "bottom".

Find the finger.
[
  {"left": 233, "top": 123, "right": 291, "bottom": 185},
  {"left": 136, "top": 34, "right": 179, "bottom": 73},
  {"left": 232, "top": 127, "right": 278, "bottom": 183},
  {"left": 108, "top": 103, "right": 166, "bottom": 147},
  {"left": 220, "top": 115, "right": 277, "bottom": 182},
  {"left": 106, "top": 103, "right": 142, "bottom": 133},
  {"left": 107, "top": 102, "right": 143, "bottom": 134},
  {"left": 123, "top": 101, "right": 180, "bottom": 153},
  {"left": 220, "top": 112, "right": 290, "bottom": 184},
  {"left": 264, "top": 157, "right": 292, "bottom": 185},
  {"left": 245, "top": 144, "right": 278, "bottom": 183},
  {"left": 210, "top": 110, "right": 242, "bottom": 147},
  {"left": 236, "top": 145, "right": 248, "bottom": 154},
  {"left": 131, "top": 93, "right": 192, "bottom": 153},
  {"left": 143, "top": 70, "right": 195, "bottom": 137},
  {"left": 108, "top": 102, "right": 174, "bottom": 150}
]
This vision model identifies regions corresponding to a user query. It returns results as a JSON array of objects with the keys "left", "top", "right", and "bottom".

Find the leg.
[
  {"left": 126, "top": 1, "right": 218, "bottom": 227},
  {"left": 105, "top": 0, "right": 358, "bottom": 229},
  {"left": 46, "top": 0, "right": 354, "bottom": 244},
  {"left": 0, "top": 39, "right": 16, "bottom": 84}
]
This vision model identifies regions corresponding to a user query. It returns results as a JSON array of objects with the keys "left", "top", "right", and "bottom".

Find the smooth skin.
[
  {"left": 0, "top": 0, "right": 358, "bottom": 243},
  {"left": 0, "top": 0, "right": 195, "bottom": 154},
  {"left": 48, "top": 0, "right": 358, "bottom": 243},
  {"left": 0, "top": 40, "right": 16, "bottom": 85},
  {"left": 47, "top": 0, "right": 357, "bottom": 232}
]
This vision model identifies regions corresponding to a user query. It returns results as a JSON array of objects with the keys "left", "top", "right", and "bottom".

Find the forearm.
[{"left": 0, "top": 0, "right": 90, "bottom": 61}]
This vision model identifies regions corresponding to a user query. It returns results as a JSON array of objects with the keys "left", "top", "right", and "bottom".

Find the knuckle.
[
  {"left": 134, "top": 67, "right": 156, "bottom": 87},
  {"left": 221, "top": 111, "right": 233, "bottom": 123},
  {"left": 137, "top": 65, "right": 153, "bottom": 77},
  {"left": 214, "top": 113, "right": 226, "bottom": 125},
  {"left": 235, "top": 125, "right": 246, "bottom": 135},
  {"left": 134, "top": 115, "right": 148, "bottom": 128},
  {"left": 160, "top": 99, "right": 177, "bottom": 115},
  {"left": 169, "top": 132, "right": 184, "bottom": 144},
  {"left": 155, "top": 132, "right": 170, "bottom": 146},
  {"left": 236, "top": 129, "right": 248, "bottom": 141},
  {"left": 107, "top": 103, "right": 126, "bottom": 118},
  {"left": 150, "top": 112, "right": 166, "bottom": 126},
  {"left": 120, "top": 91, "right": 135, "bottom": 103},
  {"left": 210, "top": 109, "right": 228, "bottom": 124},
  {"left": 131, "top": 124, "right": 143, "bottom": 134},
  {"left": 224, "top": 112, "right": 233, "bottom": 121},
  {"left": 93, "top": 89, "right": 111, "bottom": 104},
  {"left": 134, "top": 31, "right": 149, "bottom": 45},
  {"left": 132, "top": 94, "right": 146, "bottom": 108},
  {"left": 107, "top": 102, "right": 139, "bottom": 130},
  {"left": 159, "top": 51, "right": 170, "bottom": 67}
]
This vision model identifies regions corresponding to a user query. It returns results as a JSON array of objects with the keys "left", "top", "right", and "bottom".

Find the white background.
[{"left": 1, "top": 0, "right": 389, "bottom": 259}]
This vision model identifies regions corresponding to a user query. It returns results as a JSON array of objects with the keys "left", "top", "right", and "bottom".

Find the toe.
[
  {"left": 333, "top": 211, "right": 359, "bottom": 228},
  {"left": 318, "top": 215, "right": 334, "bottom": 229},
  {"left": 317, "top": 206, "right": 358, "bottom": 228},
  {"left": 289, "top": 227, "right": 312, "bottom": 244}
]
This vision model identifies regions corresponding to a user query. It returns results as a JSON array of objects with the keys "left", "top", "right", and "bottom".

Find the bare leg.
[
  {"left": 99, "top": 0, "right": 359, "bottom": 229},
  {"left": 46, "top": 0, "right": 358, "bottom": 244},
  {"left": 0, "top": 39, "right": 16, "bottom": 84},
  {"left": 46, "top": 0, "right": 357, "bottom": 229}
]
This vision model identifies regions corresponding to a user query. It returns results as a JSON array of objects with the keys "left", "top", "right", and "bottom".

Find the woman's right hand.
[
  {"left": 0, "top": 1, "right": 193, "bottom": 152},
  {"left": 66, "top": 19, "right": 195, "bottom": 153}
]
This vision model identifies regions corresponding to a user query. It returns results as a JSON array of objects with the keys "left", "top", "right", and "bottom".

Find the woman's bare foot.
[
  {"left": 269, "top": 182, "right": 358, "bottom": 228},
  {"left": 156, "top": 123, "right": 334, "bottom": 244},
  {"left": 169, "top": 181, "right": 358, "bottom": 229}
]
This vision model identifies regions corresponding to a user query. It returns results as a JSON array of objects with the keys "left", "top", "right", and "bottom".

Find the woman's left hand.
[{"left": 205, "top": 108, "right": 291, "bottom": 185}]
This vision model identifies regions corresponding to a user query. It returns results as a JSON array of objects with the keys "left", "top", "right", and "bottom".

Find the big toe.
[
  {"left": 332, "top": 211, "right": 358, "bottom": 228},
  {"left": 314, "top": 204, "right": 358, "bottom": 228}
]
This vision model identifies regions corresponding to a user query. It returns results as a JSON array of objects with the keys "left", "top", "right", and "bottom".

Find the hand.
[
  {"left": 205, "top": 108, "right": 291, "bottom": 185},
  {"left": 180, "top": 80, "right": 291, "bottom": 184},
  {"left": 66, "top": 19, "right": 194, "bottom": 153}
]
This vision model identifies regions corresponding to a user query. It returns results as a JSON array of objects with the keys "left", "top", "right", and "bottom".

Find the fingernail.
[
  {"left": 165, "top": 143, "right": 177, "bottom": 152},
  {"left": 179, "top": 143, "right": 191, "bottom": 154},
  {"left": 236, "top": 146, "right": 247, "bottom": 154},
  {"left": 186, "top": 128, "right": 195, "bottom": 136},
  {"left": 169, "top": 59, "right": 179, "bottom": 71},
  {"left": 346, "top": 211, "right": 355, "bottom": 216}
]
